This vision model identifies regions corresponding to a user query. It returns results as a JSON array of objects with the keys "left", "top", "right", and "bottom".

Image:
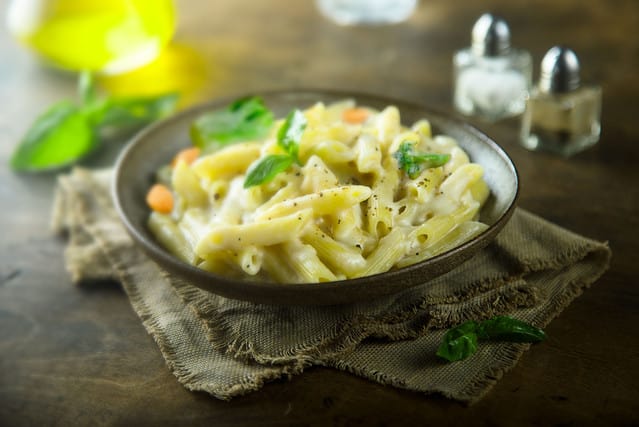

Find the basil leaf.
[
  {"left": 9, "top": 71, "right": 178, "bottom": 173},
  {"left": 477, "top": 316, "right": 546, "bottom": 342},
  {"left": 436, "top": 321, "right": 479, "bottom": 362},
  {"left": 10, "top": 101, "right": 96, "bottom": 172},
  {"left": 95, "top": 93, "right": 179, "bottom": 130},
  {"left": 394, "top": 141, "right": 450, "bottom": 179},
  {"left": 191, "top": 96, "right": 274, "bottom": 151},
  {"left": 437, "top": 316, "right": 547, "bottom": 363},
  {"left": 78, "top": 71, "right": 97, "bottom": 107},
  {"left": 277, "top": 109, "right": 307, "bottom": 162},
  {"left": 244, "top": 154, "right": 294, "bottom": 188}
]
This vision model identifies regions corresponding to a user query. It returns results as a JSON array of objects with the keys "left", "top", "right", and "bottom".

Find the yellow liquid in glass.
[{"left": 7, "top": 0, "right": 176, "bottom": 74}]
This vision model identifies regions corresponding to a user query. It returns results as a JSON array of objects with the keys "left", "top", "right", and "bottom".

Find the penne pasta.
[
  {"left": 147, "top": 99, "right": 490, "bottom": 283},
  {"left": 360, "top": 227, "right": 407, "bottom": 277},
  {"left": 172, "top": 161, "right": 208, "bottom": 207},
  {"left": 148, "top": 212, "right": 197, "bottom": 264},
  {"left": 301, "top": 224, "right": 367, "bottom": 278},
  {"left": 254, "top": 185, "right": 372, "bottom": 221},
  {"left": 280, "top": 240, "right": 339, "bottom": 282},
  {"left": 191, "top": 142, "right": 262, "bottom": 181},
  {"left": 195, "top": 209, "right": 314, "bottom": 253}
]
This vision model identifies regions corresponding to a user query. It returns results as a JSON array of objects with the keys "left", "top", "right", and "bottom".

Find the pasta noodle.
[{"left": 147, "top": 100, "right": 490, "bottom": 283}]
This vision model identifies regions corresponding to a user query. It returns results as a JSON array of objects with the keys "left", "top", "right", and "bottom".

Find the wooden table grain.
[{"left": 1, "top": 0, "right": 638, "bottom": 425}]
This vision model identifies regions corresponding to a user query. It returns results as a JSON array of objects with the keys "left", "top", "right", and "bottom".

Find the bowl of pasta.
[{"left": 112, "top": 89, "right": 518, "bottom": 305}]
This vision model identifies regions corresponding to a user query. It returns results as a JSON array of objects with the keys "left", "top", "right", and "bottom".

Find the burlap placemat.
[{"left": 52, "top": 168, "right": 611, "bottom": 404}]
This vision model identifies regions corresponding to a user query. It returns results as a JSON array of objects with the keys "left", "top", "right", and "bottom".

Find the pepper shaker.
[
  {"left": 453, "top": 13, "right": 532, "bottom": 121},
  {"left": 520, "top": 46, "right": 602, "bottom": 156}
]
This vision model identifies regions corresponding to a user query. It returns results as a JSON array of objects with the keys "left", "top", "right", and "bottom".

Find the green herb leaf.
[
  {"left": 190, "top": 96, "right": 274, "bottom": 151},
  {"left": 241, "top": 108, "right": 307, "bottom": 187},
  {"left": 436, "top": 321, "right": 479, "bottom": 362},
  {"left": 477, "top": 316, "right": 546, "bottom": 342},
  {"left": 244, "top": 154, "right": 294, "bottom": 188},
  {"left": 10, "top": 101, "right": 96, "bottom": 172},
  {"left": 394, "top": 141, "right": 450, "bottom": 179},
  {"left": 78, "top": 71, "right": 97, "bottom": 107},
  {"left": 277, "top": 109, "right": 307, "bottom": 162},
  {"left": 95, "top": 93, "right": 179, "bottom": 130},
  {"left": 436, "top": 316, "right": 547, "bottom": 362},
  {"left": 9, "top": 72, "right": 178, "bottom": 173}
]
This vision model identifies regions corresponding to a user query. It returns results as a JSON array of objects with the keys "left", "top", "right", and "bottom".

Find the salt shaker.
[
  {"left": 315, "top": 0, "right": 417, "bottom": 25},
  {"left": 453, "top": 13, "right": 532, "bottom": 121},
  {"left": 520, "top": 46, "right": 602, "bottom": 156}
]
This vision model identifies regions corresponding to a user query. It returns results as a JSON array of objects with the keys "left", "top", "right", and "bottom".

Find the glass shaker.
[
  {"left": 520, "top": 46, "right": 602, "bottom": 156},
  {"left": 453, "top": 13, "right": 532, "bottom": 121},
  {"left": 315, "top": 0, "right": 417, "bottom": 25}
]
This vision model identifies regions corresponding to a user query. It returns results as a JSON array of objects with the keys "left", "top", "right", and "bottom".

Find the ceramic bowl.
[{"left": 112, "top": 90, "right": 518, "bottom": 305}]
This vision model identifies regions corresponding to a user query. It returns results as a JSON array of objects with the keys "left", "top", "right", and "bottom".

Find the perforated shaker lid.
[
  {"left": 539, "top": 46, "right": 581, "bottom": 93},
  {"left": 471, "top": 13, "right": 511, "bottom": 57}
]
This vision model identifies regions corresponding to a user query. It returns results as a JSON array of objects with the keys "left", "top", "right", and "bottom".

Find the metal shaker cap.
[
  {"left": 539, "top": 46, "right": 580, "bottom": 93},
  {"left": 471, "top": 13, "right": 511, "bottom": 57}
]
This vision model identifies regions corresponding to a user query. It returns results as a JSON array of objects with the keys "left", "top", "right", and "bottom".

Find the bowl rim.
[{"left": 112, "top": 88, "right": 519, "bottom": 305}]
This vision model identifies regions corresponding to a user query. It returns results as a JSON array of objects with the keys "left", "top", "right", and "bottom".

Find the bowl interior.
[{"left": 113, "top": 90, "right": 518, "bottom": 305}]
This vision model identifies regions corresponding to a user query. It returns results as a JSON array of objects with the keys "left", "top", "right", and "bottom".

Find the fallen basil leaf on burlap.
[
  {"left": 436, "top": 321, "right": 480, "bottom": 362},
  {"left": 10, "top": 101, "right": 96, "bottom": 172},
  {"left": 477, "top": 315, "right": 547, "bottom": 342},
  {"left": 190, "top": 96, "right": 274, "bottom": 151},
  {"left": 436, "top": 316, "right": 546, "bottom": 362},
  {"left": 9, "top": 72, "right": 178, "bottom": 172}
]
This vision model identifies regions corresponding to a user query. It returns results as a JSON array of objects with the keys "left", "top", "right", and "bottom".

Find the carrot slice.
[
  {"left": 146, "top": 184, "right": 174, "bottom": 214},
  {"left": 170, "top": 147, "right": 201, "bottom": 167},
  {"left": 342, "top": 107, "right": 369, "bottom": 124}
]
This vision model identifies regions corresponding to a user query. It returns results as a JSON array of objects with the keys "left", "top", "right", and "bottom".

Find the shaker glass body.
[
  {"left": 520, "top": 86, "right": 602, "bottom": 156},
  {"left": 453, "top": 48, "right": 532, "bottom": 121}
]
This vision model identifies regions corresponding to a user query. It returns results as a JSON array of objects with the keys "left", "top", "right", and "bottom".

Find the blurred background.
[
  {"left": 2, "top": 0, "right": 633, "bottom": 143},
  {"left": 1, "top": 1, "right": 639, "bottom": 425},
  {"left": 2, "top": 0, "right": 631, "bottom": 121}
]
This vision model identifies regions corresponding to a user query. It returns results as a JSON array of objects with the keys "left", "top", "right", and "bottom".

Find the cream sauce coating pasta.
[{"left": 148, "top": 100, "right": 490, "bottom": 283}]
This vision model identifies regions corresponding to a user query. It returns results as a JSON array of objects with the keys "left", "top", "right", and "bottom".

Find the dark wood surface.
[{"left": 1, "top": 0, "right": 638, "bottom": 425}]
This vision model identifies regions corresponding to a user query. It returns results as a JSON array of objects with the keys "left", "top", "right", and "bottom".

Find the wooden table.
[{"left": 1, "top": 0, "right": 638, "bottom": 425}]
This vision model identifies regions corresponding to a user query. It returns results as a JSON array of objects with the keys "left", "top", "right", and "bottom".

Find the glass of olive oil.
[{"left": 7, "top": 0, "right": 176, "bottom": 74}]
